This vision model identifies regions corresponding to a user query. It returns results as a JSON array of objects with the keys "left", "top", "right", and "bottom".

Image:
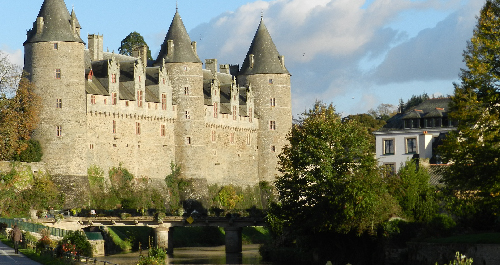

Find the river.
[{"left": 88, "top": 244, "right": 272, "bottom": 265}]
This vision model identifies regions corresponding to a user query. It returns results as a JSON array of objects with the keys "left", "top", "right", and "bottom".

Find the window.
[
  {"left": 230, "top": 132, "right": 235, "bottom": 144},
  {"left": 138, "top": 76, "right": 141, "bottom": 82},
  {"left": 184, "top": 87, "right": 189, "bottom": 95},
  {"left": 186, "top": 136, "right": 192, "bottom": 145},
  {"left": 406, "top": 138, "right": 417, "bottom": 154},
  {"left": 56, "top": 126, "right": 62, "bottom": 137},
  {"left": 213, "top": 103, "right": 218, "bottom": 118},
  {"left": 185, "top": 110, "right": 190, "bottom": 119},
  {"left": 137, "top": 90, "right": 143, "bottom": 107},
  {"left": 89, "top": 144, "right": 94, "bottom": 150},
  {"left": 113, "top": 120, "right": 116, "bottom": 134},
  {"left": 91, "top": 95, "right": 96, "bottom": 104},
  {"left": 246, "top": 133, "right": 251, "bottom": 145},
  {"left": 104, "top": 98, "right": 107, "bottom": 105},
  {"left": 161, "top": 124, "right": 166, "bottom": 137},
  {"left": 383, "top": 139, "right": 395, "bottom": 155},
  {"left": 183, "top": 66, "right": 188, "bottom": 71},
  {"left": 269, "top": 79, "right": 273, "bottom": 84},
  {"left": 54, "top": 43, "right": 58, "bottom": 50},
  {"left": 161, "top": 94, "right": 167, "bottom": 110},
  {"left": 56, "top": 99, "right": 62, "bottom": 108},
  {"left": 55, "top": 69, "right": 61, "bottom": 79},
  {"left": 269, "top": 121, "right": 276, "bottom": 130},
  {"left": 211, "top": 130, "right": 216, "bottom": 142},
  {"left": 111, "top": 74, "right": 116, "bottom": 83},
  {"left": 249, "top": 108, "right": 253, "bottom": 122},
  {"left": 233, "top": 106, "right": 237, "bottom": 120},
  {"left": 136, "top": 122, "right": 141, "bottom": 135},
  {"left": 271, "top": 145, "right": 276, "bottom": 152},
  {"left": 111, "top": 93, "right": 117, "bottom": 105},
  {"left": 125, "top": 101, "right": 129, "bottom": 107},
  {"left": 270, "top": 98, "right": 276, "bottom": 107},
  {"left": 383, "top": 163, "right": 396, "bottom": 175},
  {"left": 163, "top": 78, "right": 165, "bottom": 85}
]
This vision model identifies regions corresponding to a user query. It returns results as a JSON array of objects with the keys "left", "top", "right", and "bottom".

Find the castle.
[{"left": 23, "top": 0, "right": 292, "bottom": 186}]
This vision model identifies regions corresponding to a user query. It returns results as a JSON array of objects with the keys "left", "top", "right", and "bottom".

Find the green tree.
[
  {"left": 386, "top": 160, "right": 437, "bottom": 222},
  {"left": 439, "top": 0, "right": 500, "bottom": 223},
  {"left": 272, "top": 101, "right": 399, "bottom": 236},
  {"left": 118, "top": 32, "right": 153, "bottom": 61},
  {"left": 0, "top": 51, "right": 21, "bottom": 95},
  {"left": 367, "top": 103, "right": 398, "bottom": 121}
]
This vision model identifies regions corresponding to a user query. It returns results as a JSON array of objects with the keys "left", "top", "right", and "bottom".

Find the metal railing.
[{"left": 0, "top": 218, "right": 69, "bottom": 237}]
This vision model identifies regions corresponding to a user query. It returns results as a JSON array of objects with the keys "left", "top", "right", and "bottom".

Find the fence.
[{"left": 0, "top": 218, "right": 69, "bottom": 237}]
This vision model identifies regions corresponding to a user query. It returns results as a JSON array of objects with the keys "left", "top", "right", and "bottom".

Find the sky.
[{"left": 0, "top": 0, "right": 485, "bottom": 117}]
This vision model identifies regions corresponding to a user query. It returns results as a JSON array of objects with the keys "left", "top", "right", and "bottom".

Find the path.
[{"left": 0, "top": 241, "right": 42, "bottom": 265}]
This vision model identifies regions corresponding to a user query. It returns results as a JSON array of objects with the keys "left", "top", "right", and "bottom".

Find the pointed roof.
[
  {"left": 71, "top": 8, "right": 81, "bottom": 29},
  {"left": 155, "top": 10, "right": 201, "bottom": 64},
  {"left": 25, "top": 0, "right": 83, "bottom": 44},
  {"left": 239, "top": 19, "right": 289, "bottom": 75}
]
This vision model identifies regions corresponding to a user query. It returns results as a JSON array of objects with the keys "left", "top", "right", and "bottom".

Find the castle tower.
[
  {"left": 155, "top": 10, "right": 205, "bottom": 179},
  {"left": 24, "top": 0, "right": 87, "bottom": 176},
  {"left": 238, "top": 18, "right": 292, "bottom": 182}
]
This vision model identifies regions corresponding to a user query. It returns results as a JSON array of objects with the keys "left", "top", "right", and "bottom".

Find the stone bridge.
[{"left": 41, "top": 216, "right": 266, "bottom": 253}]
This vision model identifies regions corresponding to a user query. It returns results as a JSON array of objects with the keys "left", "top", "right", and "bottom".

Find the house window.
[
  {"left": 184, "top": 87, "right": 189, "bottom": 95},
  {"left": 136, "top": 122, "right": 141, "bottom": 135},
  {"left": 161, "top": 94, "right": 167, "bottom": 110},
  {"left": 112, "top": 93, "right": 117, "bottom": 105},
  {"left": 186, "top": 136, "right": 192, "bottom": 145},
  {"left": 406, "top": 138, "right": 417, "bottom": 154},
  {"left": 214, "top": 103, "right": 218, "bottom": 118},
  {"left": 249, "top": 108, "right": 253, "bottom": 122},
  {"left": 138, "top": 76, "right": 141, "bottom": 82},
  {"left": 269, "top": 79, "right": 273, "bottom": 84},
  {"left": 383, "top": 139, "right": 395, "bottom": 155},
  {"left": 161, "top": 124, "right": 166, "bottom": 137},
  {"left": 113, "top": 120, "right": 116, "bottom": 134},
  {"left": 383, "top": 163, "right": 396, "bottom": 175},
  {"left": 271, "top": 145, "right": 276, "bottom": 152},
  {"left": 270, "top": 98, "right": 276, "bottom": 107},
  {"left": 183, "top": 66, "right": 188, "bottom": 71},
  {"left": 137, "top": 90, "right": 143, "bottom": 107},
  {"left": 246, "top": 133, "right": 251, "bottom": 145},
  {"left": 91, "top": 95, "right": 96, "bottom": 104},
  {"left": 163, "top": 78, "right": 165, "bottom": 85},
  {"left": 230, "top": 132, "right": 235, "bottom": 144},
  {"left": 233, "top": 106, "right": 237, "bottom": 120},
  {"left": 126, "top": 101, "right": 129, "bottom": 107},
  {"left": 56, "top": 99, "right": 62, "bottom": 108},
  {"left": 269, "top": 121, "right": 276, "bottom": 130},
  {"left": 56, "top": 126, "right": 62, "bottom": 137},
  {"left": 90, "top": 144, "right": 94, "bottom": 150},
  {"left": 211, "top": 130, "right": 216, "bottom": 142},
  {"left": 54, "top": 43, "right": 58, "bottom": 50},
  {"left": 111, "top": 74, "right": 116, "bottom": 83},
  {"left": 55, "top": 69, "right": 61, "bottom": 79},
  {"left": 104, "top": 98, "right": 107, "bottom": 105},
  {"left": 185, "top": 110, "right": 190, "bottom": 119}
]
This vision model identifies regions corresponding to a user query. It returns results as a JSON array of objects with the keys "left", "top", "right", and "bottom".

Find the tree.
[
  {"left": 439, "top": 0, "right": 500, "bottom": 223},
  {"left": 0, "top": 76, "right": 41, "bottom": 160},
  {"left": 367, "top": 103, "right": 398, "bottom": 121},
  {"left": 0, "top": 51, "right": 21, "bottom": 95},
  {"left": 272, "top": 101, "right": 399, "bottom": 236},
  {"left": 118, "top": 32, "right": 153, "bottom": 61}
]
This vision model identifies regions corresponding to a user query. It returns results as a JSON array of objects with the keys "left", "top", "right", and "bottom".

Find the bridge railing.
[{"left": 0, "top": 218, "right": 69, "bottom": 237}]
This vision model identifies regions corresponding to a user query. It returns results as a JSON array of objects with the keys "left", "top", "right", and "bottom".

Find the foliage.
[
  {"left": 12, "top": 139, "right": 43, "bottom": 162},
  {"left": 165, "top": 162, "right": 190, "bottom": 214},
  {"left": 118, "top": 32, "right": 153, "bottom": 61},
  {"left": 0, "top": 50, "right": 21, "bottom": 95},
  {"left": 342, "top": 113, "right": 386, "bottom": 151},
  {"left": 386, "top": 160, "right": 438, "bottom": 222},
  {"left": 438, "top": 0, "right": 500, "bottom": 224},
  {"left": 216, "top": 185, "right": 242, "bottom": 210},
  {"left": 0, "top": 76, "right": 41, "bottom": 161},
  {"left": 400, "top": 93, "right": 430, "bottom": 113},
  {"left": 138, "top": 246, "right": 167, "bottom": 265},
  {"left": 435, "top": 252, "right": 473, "bottom": 265},
  {"left": 36, "top": 228, "right": 56, "bottom": 251},
  {"left": 367, "top": 103, "right": 398, "bottom": 121},
  {"left": 59, "top": 230, "right": 93, "bottom": 257},
  {"left": 272, "top": 101, "right": 399, "bottom": 236}
]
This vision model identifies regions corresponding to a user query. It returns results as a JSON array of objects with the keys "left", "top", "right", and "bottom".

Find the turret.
[
  {"left": 24, "top": 0, "right": 87, "bottom": 177},
  {"left": 156, "top": 9, "right": 205, "bottom": 180},
  {"left": 238, "top": 18, "right": 292, "bottom": 182}
]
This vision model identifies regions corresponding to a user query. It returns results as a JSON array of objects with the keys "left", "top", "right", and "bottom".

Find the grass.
[
  {"left": 107, "top": 226, "right": 153, "bottom": 251},
  {"left": 0, "top": 234, "right": 67, "bottom": 265},
  {"left": 424, "top": 232, "right": 500, "bottom": 244}
]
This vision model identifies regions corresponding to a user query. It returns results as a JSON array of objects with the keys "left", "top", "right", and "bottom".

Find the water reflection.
[{"left": 94, "top": 244, "right": 271, "bottom": 265}]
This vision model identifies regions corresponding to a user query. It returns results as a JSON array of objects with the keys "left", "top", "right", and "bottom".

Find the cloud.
[{"left": 190, "top": 0, "right": 481, "bottom": 115}]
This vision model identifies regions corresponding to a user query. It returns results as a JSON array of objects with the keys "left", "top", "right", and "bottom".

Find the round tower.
[
  {"left": 155, "top": 10, "right": 205, "bottom": 180},
  {"left": 238, "top": 18, "right": 292, "bottom": 182},
  {"left": 24, "top": 0, "right": 87, "bottom": 176}
]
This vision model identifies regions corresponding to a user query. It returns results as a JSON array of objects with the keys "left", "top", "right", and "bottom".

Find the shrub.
[
  {"left": 13, "top": 139, "right": 43, "bottom": 162},
  {"left": 59, "top": 231, "right": 93, "bottom": 257}
]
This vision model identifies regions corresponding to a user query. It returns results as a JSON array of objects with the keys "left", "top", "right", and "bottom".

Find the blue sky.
[{"left": 0, "top": 0, "right": 485, "bottom": 117}]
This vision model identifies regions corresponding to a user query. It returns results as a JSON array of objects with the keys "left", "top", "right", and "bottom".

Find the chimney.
[
  {"left": 279, "top": 55, "right": 285, "bottom": 68},
  {"left": 36, "top": 17, "right": 44, "bottom": 35},
  {"left": 205, "top": 59, "right": 217, "bottom": 74},
  {"left": 88, "top": 34, "right": 103, "bottom": 61},
  {"left": 220, "top": 64, "right": 230, "bottom": 74},
  {"left": 133, "top": 45, "right": 148, "bottom": 67}
]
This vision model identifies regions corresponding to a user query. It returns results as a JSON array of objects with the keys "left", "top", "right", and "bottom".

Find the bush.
[
  {"left": 13, "top": 139, "right": 43, "bottom": 162},
  {"left": 59, "top": 231, "right": 93, "bottom": 257}
]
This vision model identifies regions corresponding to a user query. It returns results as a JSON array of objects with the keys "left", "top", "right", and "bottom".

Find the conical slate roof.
[
  {"left": 25, "top": 0, "right": 83, "bottom": 44},
  {"left": 240, "top": 19, "right": 289, "bottom": 75},
  {"left": 155, "top": 10, "right": 201, "bottom": 64}
]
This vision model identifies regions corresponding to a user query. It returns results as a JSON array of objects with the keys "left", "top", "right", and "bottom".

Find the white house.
[{"left": 374, "top": 98, "right": 456, "bottom": 173}]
